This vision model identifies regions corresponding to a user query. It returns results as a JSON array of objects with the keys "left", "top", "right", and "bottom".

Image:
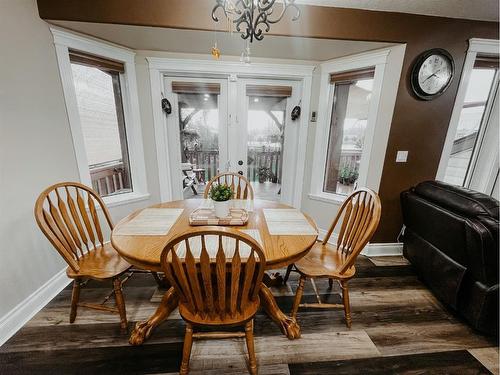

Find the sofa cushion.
[{"left": 414, "top": 180, "right": 499, "bottom": 220}]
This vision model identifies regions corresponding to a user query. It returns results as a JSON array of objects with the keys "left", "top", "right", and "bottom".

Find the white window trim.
[
  {"left": 436, "top": 38, "right": 500, "bottom": 184},
  {"left": 51, "top": 27, "right": 149, "bottom": 206},
  {"left": 309, "top": 48, "right": 392, "bottom": 204},
  {"left": 146, "top": 57, "right": 314, "bottom": 208}
]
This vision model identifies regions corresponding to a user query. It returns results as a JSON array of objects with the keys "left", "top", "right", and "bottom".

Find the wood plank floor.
[{"left": 1, "top": 256, "right": 497, "bottom": 374}]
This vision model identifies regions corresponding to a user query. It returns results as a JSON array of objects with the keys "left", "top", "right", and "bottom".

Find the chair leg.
[
  {"left": 113, "top": 277, "right": 128, "bottom": 333},
  {"left": 283, "top": 264, "right": 293, "bottom": 284},
  {"left": 69, "top": 279, "right": 81, "bottom": 323},
  {"left": 180, "top": 323, "right": 194, "bottom": 375},
  {"left": 245, "top": 320, "right": 258, "bottom": 375},
  {"left": 340, "top": 280, "right": 352, "bottom": 328},
  {"left": 291, "top": 275, "right": 306, "bottom": 320}
]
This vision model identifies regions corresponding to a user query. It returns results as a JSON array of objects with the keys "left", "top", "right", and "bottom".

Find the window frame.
[
  {"left": 309, "top": 48, "right": 391, "bottom": 204},
  {"left": 437, "top": 38, "right": 500, "bottom": 191},
  {"left": 51, "top": 28, "right": 149, "bottom": 207}
]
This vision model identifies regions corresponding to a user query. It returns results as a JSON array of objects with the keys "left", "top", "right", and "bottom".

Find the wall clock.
[{"left": 411, "top": 48, "right": 454, "bottom": 100}]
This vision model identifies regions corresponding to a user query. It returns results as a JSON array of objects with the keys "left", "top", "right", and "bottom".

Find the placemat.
[
  {"left": 114, "top": 208, "right": 184, "bottom": 236},
  {"left": 263, "top": 208, "right": 317, "bottom": 235}
]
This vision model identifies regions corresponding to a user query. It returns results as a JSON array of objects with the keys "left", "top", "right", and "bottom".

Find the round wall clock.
[{"left": 411, "top": 48, "right": 454, "bottom": 100}]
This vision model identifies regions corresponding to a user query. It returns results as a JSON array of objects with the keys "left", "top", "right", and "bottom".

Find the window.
[
  {"left": 309, "top": 47, "right": 401, "bottom": 205},
  {"left": 70, "top": 51, "right": 132, "bottom": 197},
  {"left": 52, "top": 28, "right": 148, "bottom": 206},
  {"left": 441, "top": 55, "right": 499, "bottom": 186},
  {"left": 324, "top": 68, "right": 375, "bottom": 195}
]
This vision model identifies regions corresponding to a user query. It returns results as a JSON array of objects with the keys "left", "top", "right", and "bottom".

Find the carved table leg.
[
  {"left": 129, "top": 287, "right": 179, "bottom": 345},
  {"left": 259, "top": 284, "right": 301, "bottom": 340}
]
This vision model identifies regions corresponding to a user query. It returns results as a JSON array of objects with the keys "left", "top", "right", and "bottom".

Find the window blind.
[
  {"left": 171, "top": 82, "right": 221, "bottom": 94},
  {"left": 474, "top": 56, "right": 499, "bottom": 69},
  {"left": 246, "top": 85, "right": 292, "bottom": 97},
  {"left": 330, "top": 67, "right": 375, "bottom": 83},
  {"left": 69, "top": 49, "right": 125, "bottom": 74}
]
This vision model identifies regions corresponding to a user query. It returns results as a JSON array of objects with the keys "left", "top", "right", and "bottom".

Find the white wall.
[{"left": 0, "top": 0, "right": 160, "bottom": 331}]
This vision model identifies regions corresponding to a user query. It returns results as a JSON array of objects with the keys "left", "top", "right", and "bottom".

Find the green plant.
[
  {"left": 209, "top": 184, "right": 233, "bottom": 202},
  {"left": 338, "top": 167, "right": 359, "bottom": 185},
  {"left": 258, "top": 167, "right": 275, "bottom": 183}
]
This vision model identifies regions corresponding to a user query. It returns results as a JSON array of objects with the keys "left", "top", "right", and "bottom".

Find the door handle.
[{"left": 238, "top": 171, "right": 243, "bottom": 175}]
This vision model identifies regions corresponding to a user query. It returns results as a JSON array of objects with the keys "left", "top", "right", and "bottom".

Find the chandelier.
[{"left": 211, "top": 0, "right": 300, "bottom": 43}]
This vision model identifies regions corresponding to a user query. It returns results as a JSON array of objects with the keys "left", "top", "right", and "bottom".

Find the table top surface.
[{"left": 111, "top": 199, "right": 318, "bottom": 271}]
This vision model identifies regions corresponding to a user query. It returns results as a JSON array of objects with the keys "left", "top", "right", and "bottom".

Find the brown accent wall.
[{"left": 37, "top": 0, "right": 499, "bottom": 241}]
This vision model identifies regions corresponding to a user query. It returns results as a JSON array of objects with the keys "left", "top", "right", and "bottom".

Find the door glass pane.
[
  {"left": 323, "top": 77, "right": 374, "bottom": 195},
  {"left": 178, "top": 93, "right": 219, "bottom": 199},
  {"left": 71, "top": 63, "right": 132, "bottom": 197},
  {"left": 442, "top": 67, "right": 497, "bottom": 186},
  {"left": 246, "top": 95, "right": 287, "bottom": 201}
]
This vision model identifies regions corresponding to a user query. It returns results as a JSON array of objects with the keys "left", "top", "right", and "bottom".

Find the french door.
[{"left": 163, "top": 75, "right": 301, "bottom": 203}]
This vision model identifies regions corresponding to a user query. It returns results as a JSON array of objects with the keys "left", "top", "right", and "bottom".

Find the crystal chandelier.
[{"left": 212, "top": 0, "right": 300, "bottom": 43}]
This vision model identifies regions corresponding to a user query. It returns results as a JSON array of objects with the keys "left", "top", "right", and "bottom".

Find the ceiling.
[
  {"left": 295, "top": 0, "right": 499, "bottom": 22},
  {"left": 50, "top": 21, "right": 394, "bottom": 61}
]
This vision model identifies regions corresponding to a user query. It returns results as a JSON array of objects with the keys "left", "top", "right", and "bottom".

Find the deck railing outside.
[
  {"left": 90, "top": 160, "right": 130, "bottom": 197},
  {"left": 185, "top": 149, "right": 282, "bottom": 183},
  {"left": 183, "top": 149, "right": 361, "bottom": 185}
]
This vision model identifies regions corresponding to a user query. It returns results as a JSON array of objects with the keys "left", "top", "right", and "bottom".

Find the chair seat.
[
  {"left": 294, "top": 242, "right": 355, "bottom": 279},
  {"left": 179, "top": 297, "right": 260, "bottom": 326},
  {"left": 66, "top": 243, "right": 131, "bottom": 280}
]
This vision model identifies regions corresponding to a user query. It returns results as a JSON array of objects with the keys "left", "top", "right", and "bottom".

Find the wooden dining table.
[{"left": 111, "top": 199, "right": 318, "bottom": 345}]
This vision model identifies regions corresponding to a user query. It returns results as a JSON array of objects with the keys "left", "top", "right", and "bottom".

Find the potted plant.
[
  {"left": 258, "top": 167, "right": 274, "bottom": 184},
  {"left": 208, "top": 183, "right": 233, "bottom": 218},
  {"left": 338, "top": 167, "right": 359, "bottom": 185}
]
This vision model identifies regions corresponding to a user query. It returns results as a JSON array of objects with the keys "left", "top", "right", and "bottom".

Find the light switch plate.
[{"left": 396, "top": 151, "right": 408, "bottom": 163}]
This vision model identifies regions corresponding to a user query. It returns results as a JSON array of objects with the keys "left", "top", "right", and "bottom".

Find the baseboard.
[
  {"left": 317, "top": 229, "right": 403, "bottom": 257},
  {"left": 0, "top": 267, "right": 70, "bottom": 347}
]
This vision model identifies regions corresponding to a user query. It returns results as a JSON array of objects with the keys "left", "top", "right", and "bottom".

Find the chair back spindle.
[
  {"left": 161, "top": 227, "right": 265, "bottom": 321},
  {"left": 204, "top": 172, "right": 254, "bottom": 200},
  {"left": 34, "top": 182, "right": 114, "bottom": 273},
  {"left": 322, "top": 188, "right": 381, "bottom": 274}
]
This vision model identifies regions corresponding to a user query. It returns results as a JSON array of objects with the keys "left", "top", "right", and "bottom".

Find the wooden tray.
[{"left": 189, "top": 208, "right": 249, "bottom": 226}]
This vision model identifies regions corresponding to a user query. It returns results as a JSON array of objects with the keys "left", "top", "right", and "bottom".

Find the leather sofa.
[{"left": 401, "top": 180, "right": 499, "bottom": 335}]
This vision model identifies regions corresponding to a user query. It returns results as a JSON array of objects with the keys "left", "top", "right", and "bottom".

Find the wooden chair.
[
  {"left": 285, "top": 188, "right": 381, "bottom": 328},
  {"left": 160, "top": 227, "right": 265, "bottom": 375},
  {"left": 204, "top": 172, "right": 254, "bottom": 200},
  {"left": 34, "top": 182, "right": 131, "bottom": 332}
]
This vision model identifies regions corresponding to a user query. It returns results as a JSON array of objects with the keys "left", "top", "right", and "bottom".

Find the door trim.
[{"left": 147, "top": 57, "right": 315, "bottom": 207}]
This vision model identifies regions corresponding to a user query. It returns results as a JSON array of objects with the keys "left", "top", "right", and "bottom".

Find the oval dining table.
[{"left": 111, "top": 198, "right": 318, "bottom": 345}]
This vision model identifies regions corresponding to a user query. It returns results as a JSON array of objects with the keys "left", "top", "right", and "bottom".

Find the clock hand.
[
  {"left": 423, "top": 73, "right": 437, "bottom": 83},
  {"left": 423, "top": 68, "right": 444, "bottom": 83},
  {"left": 422, "top": 68, "right": 443, "bottom": 83}
]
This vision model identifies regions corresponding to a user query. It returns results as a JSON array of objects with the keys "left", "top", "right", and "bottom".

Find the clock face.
[
  {"left": 411, "top": 49, "right": 454, "bottom": 100},
  {"left": 417, "top": 54, "right": 453, "bottom": 95}
]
